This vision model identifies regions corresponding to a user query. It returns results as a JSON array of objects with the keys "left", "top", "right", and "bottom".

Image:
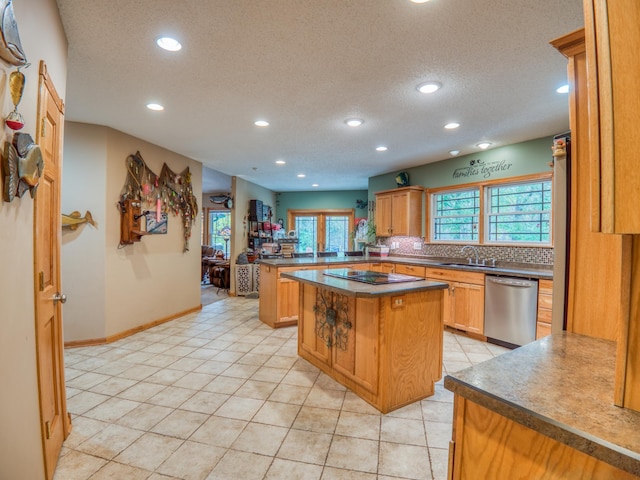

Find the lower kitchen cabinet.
[
  {"left": 394, "top": 264, "right": 426, "bottom": 277},
  {"left": 426, "top": 268, "right": 485, "bottom": 335},
  {"left": 536, "top": 279, "right": 553, "bottom": 339},
  {"left": 368, "top": 262, "right": 394, "bottom": 273}
]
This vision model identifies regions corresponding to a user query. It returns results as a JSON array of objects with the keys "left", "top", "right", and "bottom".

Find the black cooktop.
[{"left": 323, "top": 269, "right": 423, "bottom": 285}]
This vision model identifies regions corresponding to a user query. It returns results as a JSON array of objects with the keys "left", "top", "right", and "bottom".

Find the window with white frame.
[
  {"left": 485, "top": 180, "right": 552, "bottom": 244},
  {"left": 431, "top": 188, "right": 480, "bottom": 242}
]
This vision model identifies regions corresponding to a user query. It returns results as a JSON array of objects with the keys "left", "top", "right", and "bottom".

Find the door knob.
[{"left": 52, "top": 292, "right": 67, "bottom": 304}]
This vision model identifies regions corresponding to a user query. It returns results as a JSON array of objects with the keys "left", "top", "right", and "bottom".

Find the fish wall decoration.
[{"left": 62, "top": 210, "right": 97, "bottom": 230}]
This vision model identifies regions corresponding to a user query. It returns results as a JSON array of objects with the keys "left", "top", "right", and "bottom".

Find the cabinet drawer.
[
  {"left": 426, "top": 268, "right": 484, "bottom": 285},
  {"left": 536, "top": 321, "right": 552, "bottom": 339},
  {"left": 394, "top": 264, "right": 426, "bottom": 277},
  {"left": 537, "top": 307, "right": 552, "bottom": 324},
  {"left": 539, "top": 279, "right": 553, "bottom": 296},
  {"left": 538, "top": 293, "right": 553, "bottom": 311}
]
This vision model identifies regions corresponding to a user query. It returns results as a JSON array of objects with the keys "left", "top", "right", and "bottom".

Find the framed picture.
[{"left": 146, "top": 212, "right": 168, "bottom": 234}]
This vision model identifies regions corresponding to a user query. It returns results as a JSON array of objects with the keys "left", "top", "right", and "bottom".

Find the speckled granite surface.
[
  {"left": 260, "top": 255, "right": 553, "bottom": 280},
  {"left": 444, "top": 332, "right": 640, "bottom": 476},
  {"left": 281, "top": 269, "right": 448, "bottom": 298}
]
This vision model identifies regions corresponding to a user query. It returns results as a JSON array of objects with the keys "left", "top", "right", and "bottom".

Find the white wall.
[
  {"left": 61, "top": 123, "right": 108, "bottom": 341},
  {"left": 0, "top": 1, "right": 67, "bottom": 478}
]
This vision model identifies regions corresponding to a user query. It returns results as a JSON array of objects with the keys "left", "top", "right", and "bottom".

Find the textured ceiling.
[{"left": 56, "top": 0, "right": 584, "bottom": 192}]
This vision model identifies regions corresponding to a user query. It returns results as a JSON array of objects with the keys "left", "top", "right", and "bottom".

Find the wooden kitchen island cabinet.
[{"left": 283, "top": 269, "right": 447, "bottom": 413}]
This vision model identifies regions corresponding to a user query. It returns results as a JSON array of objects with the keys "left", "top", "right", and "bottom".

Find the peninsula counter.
[{"left": 282, "top": 269, "right": 448, "bottom": 413}]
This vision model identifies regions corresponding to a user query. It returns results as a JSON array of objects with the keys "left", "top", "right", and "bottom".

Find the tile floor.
[{"left": 55, "top": 296, "right": 509, "bottom": 480}]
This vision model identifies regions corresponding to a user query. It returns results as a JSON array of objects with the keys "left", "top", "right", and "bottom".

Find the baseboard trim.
[{"left": 64, "top": 304, "right": 203, "bottom": 348}]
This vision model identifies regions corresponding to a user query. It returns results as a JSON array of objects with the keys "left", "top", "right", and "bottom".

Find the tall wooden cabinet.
[{"left": 374, "top": 186, "right": 423, "bottom": 237}]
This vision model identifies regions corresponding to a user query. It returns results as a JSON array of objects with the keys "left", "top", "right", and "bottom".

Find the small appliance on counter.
[{"left": 367, "top": 245, "right": 390, "bottom": 257}]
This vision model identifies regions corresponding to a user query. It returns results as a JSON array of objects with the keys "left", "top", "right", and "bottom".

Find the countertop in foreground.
[
  {"left": 281, "top": 269, "right": 448, "bottom": 298},
  {"left": 444, "top": 332, "right": 640, "bottom": 476}
]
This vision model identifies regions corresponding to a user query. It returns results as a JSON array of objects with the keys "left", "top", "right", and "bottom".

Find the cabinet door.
[
  {"left": 370, "top": 262, "right": 394, "bottom": 273},
  {"left": 298, "top": 284, "right": 331, "bottom": 365},
  {"left": 395, "top": 264, "right": 425, "bottom": 278},
  {"left": 332, "top": 297, "right": 379, "bottom": 394},
  {"left": 375, "top": 194, "right": 393, "bottom": 236},
  {"left": 452, "top": 282, "right": 485, "bottom": 335},
  {"left": 277, "top": 278, "right": 299, "bottom": 324}
]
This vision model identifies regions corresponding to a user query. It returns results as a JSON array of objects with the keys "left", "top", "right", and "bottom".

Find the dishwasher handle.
[{"left": 486, "top": 276, "right": 537, "bottom": 288}]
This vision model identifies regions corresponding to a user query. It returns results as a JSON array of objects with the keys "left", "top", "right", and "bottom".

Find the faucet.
[{"left": 461, "top": 245, "right": 480, "bottom": 265}]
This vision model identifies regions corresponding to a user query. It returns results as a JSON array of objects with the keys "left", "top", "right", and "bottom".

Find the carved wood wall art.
[{"left": 2, "top": 132, "right": 43, "bottom": 202}]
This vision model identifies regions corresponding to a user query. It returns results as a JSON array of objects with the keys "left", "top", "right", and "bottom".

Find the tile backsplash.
[{"left": 378, "top": 236, "right": 553, "bottom": 265}]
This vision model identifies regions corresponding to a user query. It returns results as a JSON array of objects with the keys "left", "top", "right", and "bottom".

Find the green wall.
[
  {"left": 368, "top": 135, "right": 555, "bottom": 197},
  {"left": 276, "top": 190, "right": 369, "bottom": 229}
]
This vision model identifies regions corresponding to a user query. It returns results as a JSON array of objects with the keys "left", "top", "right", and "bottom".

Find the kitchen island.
[
  {"left": 444, "top": 332, "right": 640, "bottom": 479},
  {"left": 282, "top": 268, "right": 448, "bottom": 413}
]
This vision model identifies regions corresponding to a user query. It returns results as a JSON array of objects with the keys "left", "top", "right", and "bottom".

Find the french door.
[{"left": 288, "top": 209, "right": 355, "bottom": 254}]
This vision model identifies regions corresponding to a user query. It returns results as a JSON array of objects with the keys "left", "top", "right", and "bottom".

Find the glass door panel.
[{"left": 325, "top": 216, "right": 350, "bottom": 253}]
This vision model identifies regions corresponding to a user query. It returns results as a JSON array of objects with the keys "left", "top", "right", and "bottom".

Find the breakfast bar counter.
[
  {"left": 283, "top": 269, "right": 448, "bottom": 413},
  {"left": 444, "top": 332, "right": 640, "bottom": 479}
]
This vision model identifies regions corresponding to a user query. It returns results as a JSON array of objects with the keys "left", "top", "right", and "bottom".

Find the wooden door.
[
  {"left": 375, "top": 194, "right": 392, "bottom": 236},
  {"left": 390, "top": 191, "right": 409, "bottom": 235},
  {"left": 34, "top": 61, "right": 70, "bottom": 479}
]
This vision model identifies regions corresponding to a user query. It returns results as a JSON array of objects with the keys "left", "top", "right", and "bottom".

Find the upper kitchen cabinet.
[
  {"left": 584, "top": 0, "right": 640, "bottom": 233},
  {"left": 374, "top": 186, "right": 423, "bottom": 237}
]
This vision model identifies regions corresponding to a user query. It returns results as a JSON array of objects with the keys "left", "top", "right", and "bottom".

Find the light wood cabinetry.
[
  {"left": 374, "top": 186, "right": 423, "bottom": 237},
  {"left": 426, "top": 268, "right": 484, "bottom": 335},
  {"left": 297, "top": 281, "right": 444, "bottom": 413},
  {"left": 536, "top": 279, "right": 553, "bottom": 340},
  {"left": 584, "top": 0, "right": 640, "bottom": 234},
  {"left": 449, "top": 397, "right": 637, "bottom": 480},
  {"left": 369, "top": 262, "right": 394, "bottom": 273},
  {"left": 394, "top": 264, "right": 426, "bottom": 278}
]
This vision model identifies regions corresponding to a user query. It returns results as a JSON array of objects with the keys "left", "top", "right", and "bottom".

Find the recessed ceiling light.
[
  {"left": 345, "top": 118, "right": 364, "bottom": 127},
  {"left": 477, "top": 142, "right": 492, "bottom": 150},
  {"left": 410, "top": 0, "right": 431, "bottom": 3},
  {"left": 275, "top": 159, "right": 286, "bottom": 165},
  {"left": 417, "top": 82, "right": 441, "bottom": 94},
  {"left": 376, "top": 146, "right": 388, "bottom": 152},
  {"left": 449, "top": 150, "right": 460, "bottom": 156},
  {"left": 156, "top": 36, "right": 182, "bottom": 51},
  {"left": 556, "top": 84, "right": 569, "bottom": 94},
  {"left": 444, "top": 122, "right": 460, "bottom": 129},
  {"left": 254, "top": 120, "right": 269, "bottom": 127},
  {"left": 312, "top": 184, "right": 319, "bottom": 187},
  {"left": 146, "top": 103, "right": 164, "bottom": 111},
  {"left": 297, "top": 174, "right": 306, "bottom": 178}
]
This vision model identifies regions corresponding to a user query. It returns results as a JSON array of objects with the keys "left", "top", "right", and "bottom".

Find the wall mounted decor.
[
  {"left": 0, "top": 0, "right": 27, "bottom": 66},
  {"left": 5, "top": 64, "right": 27, "bottom": 130},
  {"left": 2, "top": 132, "right": 43, "bottom": 202},
  {"left": 62, "top": 210, "right": 96, "bottom": 230},
  {"left": 145, "top": 212, "right": 168, "bottom": 234},
  {"left": 118, "top": 151, "right": 198, "bottom": 251}
]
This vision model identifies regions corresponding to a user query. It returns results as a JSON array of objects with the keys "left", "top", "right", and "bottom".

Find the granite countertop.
[
  {"left": 444, "top": 332, "right": 640, "bottom": 476},
  {"left": 280, "top": 268, "right": 448, "bottom": 298},
  {"left": 259, "top": 255, "right": 553, "bottom": 280}
]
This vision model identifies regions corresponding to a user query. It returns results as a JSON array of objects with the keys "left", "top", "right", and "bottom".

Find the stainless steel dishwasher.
[{"left": 484, "top": 276, "right": 538, "bottom": 348}]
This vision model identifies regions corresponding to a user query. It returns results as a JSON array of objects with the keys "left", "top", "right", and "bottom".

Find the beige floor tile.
[
  {"left": 118, "top": 364, "right": 161, "bottom": 381},
  {"left": 179, "top": 390, "right": 229, "bottom": 414},
  {"left": 113, "top": 432, "right": 183, "bottom": 471},
  {"left": 189, "top": 415, "right": 247, "bottom": 448},
  {"left": 88, "top": 377, "right": 137, "bottom": 396},
  {"left": 425, "top": 421, "right": 452, "bottom": 450},
  {"left": 281, "top": 369, "right": 319, "bottom": 387},
  {"left": 61, "top": 416, "right": 110, "bottom": 449},
  {"left": 378, "top": 442, "right": 431, "bottom": 480},
  {"left": 172, "top": 372, "right": 216, "bottom": 390},
  {"left": 83, "top": 397, "right": 141, "bottom": 423},
  {"left": 321, "top": 467, "right": 378, "bottom": 479},
  {"left": 212, "top": 350, "right": 246, "bottom": 363},
  {"left": 264, "top": 458, "right": 323, "bottom": 480},
  {"left": 116, "top": 403, "right": 173, "bottom": 431},
  {"left": 205, "top": 450, "right": 272, "bottom": 480},
  {"left": 292, "top": 405, "right": 340, "bottom": 433},
  {"left": 314, "top": 373, "right": 348, "bottom": 391},
  {"left": 142, "top": 354, "right": 182, "bottom": 368},
  {"left": 67, "top": 372, "right": 113, "bottom": 390},
  {"left": 304, "top": 386, "right": 346, "bottom": 410},
  {"left": 264, "top": 355, "right": 297, "bottom": 369},
  {"left": 325, "top": 435, "right": 379, "bottom": 473},
  {"left": 156, "top": 441, "right": 225, "bottom": 480},
  {"left": 421, "top": 401, "right": 454, "bottom": 423},
  {"left": 186, "top": 347, "right": 221, "bottom": 360},
  {"left": 268, "top": 383, "right": 310, "bottom": 405},
  {"left": 148, "top": 386, "right": 196, "bottom": 408},
  {"left": 236, "top": 352, "right": 271, "bottom": 366},
  {"left": 251, "top": 366, "right": 289, "bottom": 383},
  {"left": 380, "top": 416, "right": 427, "bottom": 446},
  {"left": 422, "top": 385, "right": 453, "bottom": 404},
  {"left": 428, "top": 447, "right": 449, "bottom": 480},
  {"left": 234, "top": 379, "right": 278, "bottom": 400},
  {"left": 53, "top": 449, "right": 106, "bottom": 480},
  {"left": 117, "top": 381, "right": 166, "bottom": 402},
  {"left": 89, "top": 461, "right": 152, "bottom": 479},
  {"left": 215, "top": 395, "right": 264, "bottom": 421},
  {"left": 194, "top": 360, "right": 233, "bottom": 375},
  {"left": 144, "top": 368, "right": 188, "bottom": 386},
  {"left": 162, "top": 345, "right": 197, "bottom": 357},
  {"left": 76, "top": 424, "right": 143, "bottom": 459},
  {"left": 202, "top": 375, "right": 245, "bottom": 394},
  {"left": 66, "top": 391, "right": 110, "bottom": 415},
  {"left": 151, "top": 409, "right": 209, "bottom": 439},
  {"left": 252, "top": 400, "right": 301, "bottom": 428},
  {"left": 220, "top": 362, "right": 261, "bottom": 379},
  {"left": 231, "top": 422, "right": 289, "bottom": 456},
  {"left": 340, "top": 392, "right": 380, "bottom": 415},
  {"left": 277, "top": 428, "right": 332, "bottom": 465},
  {"left": 385, "top": 401, "right": 424, "bottom": 420},
  {"left": 335, "top": 411, "right": 381, "bottom": 440}
]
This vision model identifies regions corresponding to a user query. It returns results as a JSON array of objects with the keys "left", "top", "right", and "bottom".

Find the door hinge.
[
  {"left": 45, "top": 421, "right": 51, "bottom": 439},
  {"left": 39, "top": 272, "right": 44, "bottom": 291},
  {"left": 41, "top": 119, "right": 47, "bottom": 138}
]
